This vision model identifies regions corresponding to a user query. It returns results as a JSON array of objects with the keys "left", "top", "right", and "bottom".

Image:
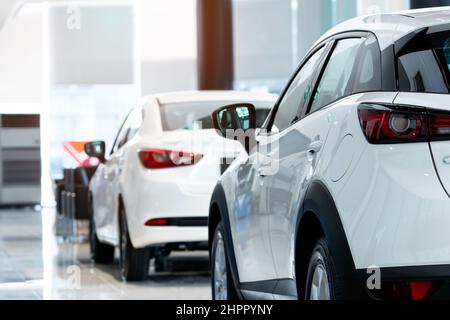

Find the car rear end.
[
  {"left": 124, "top": 95, "right": 276, "bottom": 252},
  {"left": 339, "top": 27, "right": 450, "bottom": 300}
]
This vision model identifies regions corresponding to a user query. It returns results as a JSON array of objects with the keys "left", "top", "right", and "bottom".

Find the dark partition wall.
[{"left": 0, "top": 114, "right": 41, "bottom": 205}]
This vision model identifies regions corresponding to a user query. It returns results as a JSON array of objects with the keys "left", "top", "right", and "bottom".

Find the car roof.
[
  {"left": 314, "top": 7, "right": 450, "bottom": 50},
  {"left": 152, "top": 90, "right": 278, "bottom": 105}
]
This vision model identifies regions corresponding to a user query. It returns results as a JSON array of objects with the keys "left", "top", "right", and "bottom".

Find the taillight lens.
[
  {"left": 358, "top": 104, "right": 450, "bottom": 143},
  {"left": 145, "top": 218, "right": 168, "bottom": 226},
  {"left": 428, "top": 111, "right": 450, "bottom": 141},
  {"left": 358, "top": 104, "right": 428, "bottom": 144},
  {"left": 370, "top": 281, "right": 441, "bottom": 300},
  {"left": 138, "top": 149, "right": 203, "bottom": 169}
]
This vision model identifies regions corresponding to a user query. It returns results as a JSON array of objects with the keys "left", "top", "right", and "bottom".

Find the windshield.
[
  {"left": 160, "top": 101, "right": 273, "bottom": 131},
  {"left": 398, "top": 30, "right": 450, "bottom": 94}
]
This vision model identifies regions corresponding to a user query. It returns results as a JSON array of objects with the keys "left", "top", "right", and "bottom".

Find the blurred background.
[
  {"left": 0, "top": 0, "right": 444, "bottom": 206},
  {"left": 0, "top": 0, "right": 448, "bottom": 299}
]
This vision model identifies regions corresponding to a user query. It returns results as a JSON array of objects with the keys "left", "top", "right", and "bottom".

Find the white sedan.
[{"left": 85, "top": 91, "right": 277, "bottom": 281}]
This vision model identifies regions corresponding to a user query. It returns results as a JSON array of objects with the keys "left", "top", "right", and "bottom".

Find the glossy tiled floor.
[{"left": 0, "top": 207, "right": 211, "bottom": 300}]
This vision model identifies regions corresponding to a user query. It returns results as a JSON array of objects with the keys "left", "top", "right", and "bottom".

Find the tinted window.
[
  {"left": 272, "top": 47, "right": 325, "bottom": 132},
  {"left": 310, "top": 38, "right": 364, "bottom": 113},
  {"left": 398, "top": 31, "right": 450, "bottom": 93},
  {"left": 161, "top": 101, "right": 274, "bottom": 131},
  {"left": 198, "top": 108, "right": 270, "bottom": 130},
  {"left": 255, "top": 109, "right": 271, "bottom": 127}
]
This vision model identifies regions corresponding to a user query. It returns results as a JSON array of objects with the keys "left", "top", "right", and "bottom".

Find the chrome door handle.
[
  {"left": 257, "top": 167, "right": 268, "bottom": 177},
  {"left": 257, "top": 165, "right": 274, "bottom": 177},
  {"left": 308, "top": 140, "right": 323, "bottom": 154},
  {"left": 257, "top": 154, "right": 273, "bottom": 177}
]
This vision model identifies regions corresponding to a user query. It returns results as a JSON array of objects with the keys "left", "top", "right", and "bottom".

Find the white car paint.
[
  {"left": 213, "top": 8, "right": 450, "bottom": 299},
  {"left": 89, "top": 91, "right": 277, "bottom": 249}
]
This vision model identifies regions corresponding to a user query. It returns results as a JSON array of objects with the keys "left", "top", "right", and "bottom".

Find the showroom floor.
[{"left": 0, "top": 207, "right": 211, "bottom": 300}]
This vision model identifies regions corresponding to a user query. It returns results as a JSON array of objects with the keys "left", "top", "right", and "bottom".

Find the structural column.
[{"left": 197, "top": 0, "right": 234, "bottom": 90}]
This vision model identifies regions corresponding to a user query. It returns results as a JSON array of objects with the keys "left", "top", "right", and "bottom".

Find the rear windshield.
[
  {"left": 160, "top": 101, "right": 272, "bottom": 131},
  {"left": 398, "top": 31, "right": 450, "bottom": 94}
]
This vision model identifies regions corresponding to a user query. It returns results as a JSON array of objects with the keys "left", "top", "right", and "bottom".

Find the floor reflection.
[{"left": 0, "top": 207, "right": 211, "bottom": 300}]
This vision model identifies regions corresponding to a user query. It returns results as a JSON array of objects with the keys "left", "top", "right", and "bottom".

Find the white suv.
[
  {"left": 209, "top": 8, "right": 450, "bottom": 300},
  {"left": 85, "top": 91, "right": 276, "bottom": 281}
]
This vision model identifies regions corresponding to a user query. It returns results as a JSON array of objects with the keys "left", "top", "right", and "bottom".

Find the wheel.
[
  {"left": 119, "top": 206, "right": 150, "bottom": 281},
  {"left": 89, "top": 201, "right": 115, "bottom": 264},
  {"left": 211, "top": 222, "right": 238, "bottom": 300},
  {"left": 305, "top": 237, "right": 342, "bottom": 300}
]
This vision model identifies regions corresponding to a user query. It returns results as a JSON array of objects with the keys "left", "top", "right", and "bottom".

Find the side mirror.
[
  {"left": 212, "top": 103, "right": 257, "bottom": 153},
  {"left": 85, "top": 141, "right": 106, "bottom": 163}
]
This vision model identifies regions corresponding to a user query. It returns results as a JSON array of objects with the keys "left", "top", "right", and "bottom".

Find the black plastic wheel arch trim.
[
  {"left": 299, "top": 180, "right": 368, "bottom": 299},
  {"left": 209, "top": 183, "right": 244, "bottom": 300}
]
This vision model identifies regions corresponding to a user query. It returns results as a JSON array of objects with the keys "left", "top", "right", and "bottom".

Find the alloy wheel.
[
  {"left": 213, "top": 233, "right": 227, "bottom": 300},
  {"left": 309, "top": 258, "right": 331, "bottom": 300}
]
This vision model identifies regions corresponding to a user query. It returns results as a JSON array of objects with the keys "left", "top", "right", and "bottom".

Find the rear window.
[
  {"left": 160, "top": 101, "right": 273, "bottom": 131},
  {"left": 398, "top": 31, "right": 450, "bottom": 94}
]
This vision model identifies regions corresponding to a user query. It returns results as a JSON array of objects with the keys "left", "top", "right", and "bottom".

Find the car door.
[
  {"left": 94, "top": 109, "right": 136, "bottom": 244},
  {"left": 260, "top": 37, "right": 368, "bottom": 281},
  {"left": 231, "top": 45, "right": 330, "bottom": 286}
]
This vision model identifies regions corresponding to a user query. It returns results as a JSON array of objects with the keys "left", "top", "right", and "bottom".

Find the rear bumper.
[
  {"left": 352, "top": 265, "right": 450, "bottom": 300},
  {"left": 123, "top": 163, "right": 215, "bottom": 248},
  {"left": 132, "top": 225, "right": 208, "bottom": 248}
]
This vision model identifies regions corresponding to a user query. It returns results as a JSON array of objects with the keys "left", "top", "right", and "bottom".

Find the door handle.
[
  {"left": 308, "top": 140, "right": 323, "bottom": 155},
  {"left": 257, "top": 154, "right": 273, "bottom": 177},
  {"left": 104, "top": 169, "right": 114, "bottom": 181},
  {"left": 257, "top": 167, "right": 269, "bottom": 177}
]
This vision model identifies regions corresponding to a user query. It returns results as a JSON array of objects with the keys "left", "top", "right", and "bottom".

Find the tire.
[
  {"left": 119, "top": 205, "right": 150, "bottom": 281},
  {"left": 211, "top": 222, "right": 238, "bottom": 300},
  {"left": 89, "top": 201, "right": 115, "bottom": 264},
  {"left": 305, "top": 237, "right": 343, "bottom": 300}
]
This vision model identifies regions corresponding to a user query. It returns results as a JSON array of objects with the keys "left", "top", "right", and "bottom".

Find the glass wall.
[
  {"left": 47, "top": 0, "right": 199, "bottom": 178},
  {"left": 139, "top": 0, "right": 197, "bottom": 95},
  {"left": 232, "top": 0, "right": 410, "bottom": 93}
]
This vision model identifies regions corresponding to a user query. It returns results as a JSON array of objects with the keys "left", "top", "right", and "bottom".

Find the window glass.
[
  {"left": 398, "top": 31, "right": 450, "bottom": 94},
  {"left": 126, "top": 108, "right": 143, "bottom": 141},
  {"left": 271, "top": 47, "right": 325, "bottom": 132},
  {"left": 111, "top": 109, "right": 135, "bottom": 154},
  {"left": 309, "top": 38, "right": 363, "bottom": 113},
  {"left": 354, "top": 35, "right": 381, "bottom": 93},
  {"left": 160, "top": 101, "right": 274, "bottom": 131}
]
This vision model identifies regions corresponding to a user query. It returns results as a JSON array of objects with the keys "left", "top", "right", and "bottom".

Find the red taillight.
[
  {"left": 358, "top": 104, "right": 428, "bottom": 144},
  {"left": 410, "top": 281, "right": 434, "bottom": 301},
  {"left": 428, "top": 111, "right": 450, "bottom": 141},
  {"left": 358, "top": 103, "right": 450, "bottom": 144},
  {"left": 138, "top": 149, "right": 203, "bottom": 169},
  {"left": 145, "top": 218, "right": 168, "bottom": 226},
  {"left": 371, "top": 281, "right": 440, "bottom": 300}
]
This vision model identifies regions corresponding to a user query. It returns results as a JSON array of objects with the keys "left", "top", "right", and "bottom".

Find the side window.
[
  {"left": 110, "top": 109, "right": 135, "bottom": 155},
  {"left": 354, "top": 35, "right": 381, "bottom": 93},
  {"left": 126, "top": 108, "right": 143, "bottom": 141},
  {"left": 271, "top": 46, "right": 325, "bottom": 133},
  {"left": 309, "top": 38, "right": 364, "bottom": 114},
  {"left": 397, "top": 31, "right": 450, "bottom": 94}
]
